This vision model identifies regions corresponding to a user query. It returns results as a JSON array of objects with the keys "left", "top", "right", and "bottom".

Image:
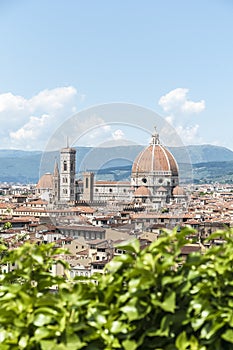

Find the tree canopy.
[{"left": 0, "top": 227, "right": 233, "bottom": 349}]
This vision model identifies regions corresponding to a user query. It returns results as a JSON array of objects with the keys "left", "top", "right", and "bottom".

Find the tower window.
[
  {"left": 86, "top": 178, "right": 89, "bottom": 188},
  {"left": 71, "top": 162, "right": 74, "bottom": 171},
  {"left": 63, "top": 161, "right": 67, "bottom": 171}
]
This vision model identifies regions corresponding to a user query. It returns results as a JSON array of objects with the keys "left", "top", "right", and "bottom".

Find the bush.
[{"left": 0, "top": 227, "right": 233, "bottom": 349}]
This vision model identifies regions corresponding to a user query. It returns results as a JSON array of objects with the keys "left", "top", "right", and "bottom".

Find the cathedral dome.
[
  {"left": 131, "top": 128, "right": 178, "bottom": 176},
  {"left": 36, "top": 173, "right": 53, "bottom": 189},
  {"left": 173, "top": 185, "right": 185, "bottom": 196},
  {"left": 134, "top": 186, "right": 151, "bottom": 197}
]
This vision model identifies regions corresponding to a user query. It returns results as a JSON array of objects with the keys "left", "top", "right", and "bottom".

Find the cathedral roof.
[
  {"left": 131, "top": 128, "right": 178, "bottom": 176},
  {"left": 173, "top": 186, "right": 185, "bottom": 196},
  {"left": 158, "top": 186, "right": 167, "bottom": 192},
  {"left": 36, "top": 173, "right": 53, "bottom": 189},
  {"left": 134, "top": 186, "right": 151, "bottom": 197}
]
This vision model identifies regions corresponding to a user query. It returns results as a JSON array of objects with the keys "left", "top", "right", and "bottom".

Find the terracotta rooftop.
[
  {"left": 131, "top": 132, "right": 178, "bottom": 175},
  {"left": 134, "top": 186, "right": 151, "bottom": 197}
]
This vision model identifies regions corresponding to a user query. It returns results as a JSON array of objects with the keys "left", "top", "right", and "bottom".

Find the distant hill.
[
  {"left": 0, "top": 144, "right": 233, "bottom": 184},
  {"left": 186, "top": 145, "right": 233, "bottom": 163},
  {"left": 192, "top": 161, "right": 233, "bottom": 184}
]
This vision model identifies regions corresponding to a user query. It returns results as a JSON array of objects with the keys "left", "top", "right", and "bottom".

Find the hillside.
[
  {"left": 193, "top": 161, "right": 233, "bottom": 184},
  {"left": 185, "top": 144, "right": 233, "bottom": 163},
  {"left": 0, "top": 144, "right": 233, "bottom": 184}
]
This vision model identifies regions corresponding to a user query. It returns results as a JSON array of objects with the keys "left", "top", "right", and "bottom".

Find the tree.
[
  {"left": 2, "top": 221, "right": 12, "bottom": 230},
  {"left": 0, "top": 227, "right": 233, "bottom": 349}
]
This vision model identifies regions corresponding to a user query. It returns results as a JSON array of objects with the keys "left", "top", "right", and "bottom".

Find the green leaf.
[
  {"left": 176, "top": 331, "right": 189, "bottom": 350},
  {"left": 106, "top": 260, "right": 123, "bottom": 273},
  {"left": 116, "top": 239, "right": 140, "bottom": 254},
  {"left": 34, "top": 327, "right": 51, "bottom": 341},
  {"left": 18, "top": 335, "right": 29, "bottom": 348},
  {"left": 161, "top": 291, "right": 176, "bottom": 313},
  {"left": 222, "top": 329, "right": 233, "bottom": 343},
  {"left": 122, "top": 339, "right": 138, "bottom": 350},
  {"left": 121, "top": 305, "right": 139, "bottom": 321},
  {"left": 40, "top": 340, "right": 57, "bottom": 350},
  {"left": 110, "top": 320, "right": 128, "bottom": 334},
  {"left": 33, "top": 313, "right": 52, "bottom": 327}
]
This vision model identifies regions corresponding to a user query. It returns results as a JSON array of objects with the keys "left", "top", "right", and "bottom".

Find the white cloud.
[
  {"left": 28, "top": 86, "right": 77, "bottom": 112},
  {"left": 0, "top": 92, "right": 26, "bottom": 113},
  {"left": 159, "top": 88, "right": 205, "bottom": 115},
  {"left": 112, "top": 129, "right": 124, "bottom": 140},
  {"left": 0, "top": 86, "right": 82, "bottom": 149},
  {"left": 159, "top": 88, "right": 205, "bottom": 145},
  {"left": 165, "top": 115, "right": 174, "bottom": 125},
  {"left": 175, "top": 124, "right": 202, "bottom": 145},
  {"left": 10, "top": 114, "right": 51, "bottom": 143}
]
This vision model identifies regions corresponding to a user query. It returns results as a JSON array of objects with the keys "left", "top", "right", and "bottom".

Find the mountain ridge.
[{"left": 0, "top": 144, "right": 233, "bottom": 184}]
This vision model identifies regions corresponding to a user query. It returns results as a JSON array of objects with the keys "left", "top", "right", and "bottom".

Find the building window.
[
  {"left": 71, "top": 162, "right": 74, "bottom": 171},
  {"left": 63, "top": 161, "right": 67, "bottom": 171},
  {"left": 86, "top": 178, "right": 89, "bottom": 188},
  {"left": 142, "top": 178, "right": 147, "bottom": 184},
  {"left": 109, "top": 188, "right": 112, "bottom": 193}
]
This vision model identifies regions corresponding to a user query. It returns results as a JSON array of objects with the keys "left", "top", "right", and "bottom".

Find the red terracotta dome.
[
  {"left": 36, "top": 173, "right": 53, "bottom": 189},
  {"left": 173, "top": 186, "right": 185, "bottom": 196},
  {"left": 134, "top": 186, "right": 151, "bottom": 197},
  {"left": 131, "top": 128, "right": 178, "bottom": 176}
]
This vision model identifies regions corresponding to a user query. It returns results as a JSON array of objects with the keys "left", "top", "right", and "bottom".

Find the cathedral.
[{"left": 36, "top": 128, "right": 186, "bottom": 210}]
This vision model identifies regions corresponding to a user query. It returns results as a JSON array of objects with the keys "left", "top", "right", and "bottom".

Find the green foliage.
[
  {"left": 0, "top": 227, "right": 233, "bottom": 349},
  {"left": 2, "top": 221, "right": 12, "bottom": 230}
]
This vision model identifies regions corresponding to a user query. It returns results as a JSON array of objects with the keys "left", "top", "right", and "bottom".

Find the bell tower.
[
  {"left": 52, "top": 159, "right": 60, "bottom": 203},
  {"left": 82, "top": 172, "right": 94, "bottom": 202},
  {"left": 59, "top": 142, "right": 76, "bottom": 203}
]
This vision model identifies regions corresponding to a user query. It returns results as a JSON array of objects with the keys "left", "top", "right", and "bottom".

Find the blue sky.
[{"left": 0, "top": 0, "right": 233, "bottom": 150}]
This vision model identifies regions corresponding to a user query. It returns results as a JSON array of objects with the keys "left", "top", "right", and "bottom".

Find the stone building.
[
  {"left": 59, "top": 146, "right": 76, "bottom": 203},
  {"left": 37, "top": 127, "right": 185, "bottom": 210},
  {"left": 130, "top": 127, "right": 179, "bottom": 209}
]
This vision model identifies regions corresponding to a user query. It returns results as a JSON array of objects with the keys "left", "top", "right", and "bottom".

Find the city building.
[{"left": 36, "top": 127, "right": 186, "bottom": 210}]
